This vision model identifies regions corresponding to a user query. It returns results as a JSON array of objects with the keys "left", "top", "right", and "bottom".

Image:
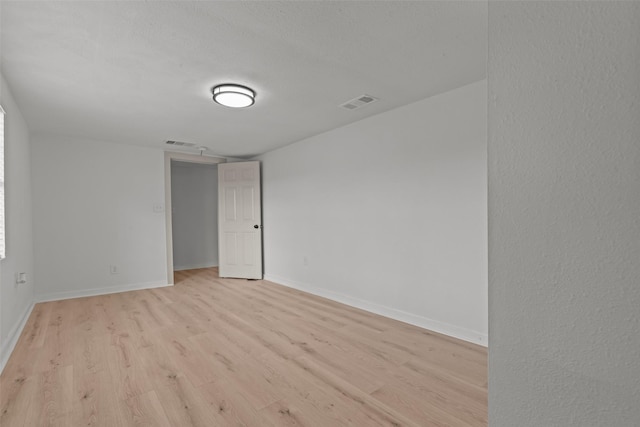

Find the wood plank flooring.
[{"left": 0, "top": 268, "right": 487, "bottom": 426}]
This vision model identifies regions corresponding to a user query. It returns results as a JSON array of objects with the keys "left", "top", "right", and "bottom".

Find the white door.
[{"left": 218, "top": 161, "right": 262, "bottom": 279}]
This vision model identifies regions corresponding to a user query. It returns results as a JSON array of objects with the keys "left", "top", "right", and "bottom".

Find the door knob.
[{"left": 254, "top": 224, "right": 259, "bottom": 229}]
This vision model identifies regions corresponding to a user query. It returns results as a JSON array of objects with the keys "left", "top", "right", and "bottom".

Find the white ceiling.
[{"left": 0, "top": 1, "right": 487, "bottom": 158}]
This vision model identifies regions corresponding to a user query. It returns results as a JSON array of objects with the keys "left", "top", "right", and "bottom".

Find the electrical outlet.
[
  {"left": 109, "top": 265, "right": 118, "bottom": 275},
  {"left": 153, "top": 203, "right": 164, "bottom": 213}
]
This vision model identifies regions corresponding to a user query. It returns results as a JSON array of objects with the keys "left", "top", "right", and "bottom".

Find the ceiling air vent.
[
  {"left": 340, "top": 94, "right": 378, "bottom": 111},
  {"left": 166, "top": 140, "right": 199, "bottom": 148}
]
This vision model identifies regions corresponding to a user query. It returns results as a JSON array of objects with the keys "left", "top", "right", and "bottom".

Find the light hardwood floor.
[{"left": 0, "top": 268, "right": 487, "bottom": 426}]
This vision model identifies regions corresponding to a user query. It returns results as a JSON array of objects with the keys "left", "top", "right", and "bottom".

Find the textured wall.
[
  {"left": 260, "top": 80, "right": 487, "bottom": 344},
  {"left": 0, "top": 74, "right": 35, "bottom": 370},
  {"left": 489, "top": 2, "right": 640, "bottom": 425},
  {"left": 31, "top": 136, "right": 168, "bottom": 300}
]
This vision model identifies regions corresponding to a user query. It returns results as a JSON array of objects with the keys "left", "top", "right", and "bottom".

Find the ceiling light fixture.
[{"left": 211, "top": 84, "right": 255, "bottom": 108}]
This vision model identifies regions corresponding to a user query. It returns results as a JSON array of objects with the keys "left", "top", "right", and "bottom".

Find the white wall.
[
  {"left": 171, "top": 161, "right": 218, "bottom": 270},
  {"left": 260, "top": 80, "right": 487, "bottom": 344},
  {"left": 489, "top": 2, "right": 640, "bottom": 425},
  {"left": 0, "top": 74, "right": 36, "bottom": 371},
  {"left": 31, "top": 136, "right": 168, "bottom": 301}
]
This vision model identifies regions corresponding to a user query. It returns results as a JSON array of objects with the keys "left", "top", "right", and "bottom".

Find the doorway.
[
  {"left": 163, "top": 152, "right": 226, "bottom": 284},
  {"left": 171, "top": 161, "right": 218, "bottom": 271}
]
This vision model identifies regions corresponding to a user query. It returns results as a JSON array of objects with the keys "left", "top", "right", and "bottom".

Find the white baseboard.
[
  {"left": 36, "top": 281, "right": 172, "bottom": 303},
  {"left": 1, "top": 301, "right": 35, "bottom": 374},
  {"left": 263, "top": 273, "right": 488, "bottom": 347},
  {"left": 173, "top": 263, "right": 218, "bottom": 272}
]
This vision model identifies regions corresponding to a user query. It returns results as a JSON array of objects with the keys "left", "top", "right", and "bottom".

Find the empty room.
[{"left": 1, "top": 1, "right": 638, "bottom": 426}]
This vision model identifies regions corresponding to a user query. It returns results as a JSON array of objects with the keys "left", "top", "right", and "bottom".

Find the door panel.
[{"left": 218, "top": 161, "right": 262, "bottom": 279}]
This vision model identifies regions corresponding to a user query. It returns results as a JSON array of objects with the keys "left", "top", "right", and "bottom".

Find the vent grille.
[
  {"left": 165, "top": 141, "right": 210, "bottom": 153},
  {"left": 340, "top": 94, "right": 378, "bottom": 110},
  {"left": 166, "top": 140, "right": 198, "bottom": 148}
]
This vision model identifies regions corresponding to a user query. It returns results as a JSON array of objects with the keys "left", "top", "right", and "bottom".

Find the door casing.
[{"left": 164, "top": 151, "right": 226, "bottom": 284}]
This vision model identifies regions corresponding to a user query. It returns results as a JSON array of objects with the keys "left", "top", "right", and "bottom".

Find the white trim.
[
  {"left": 263, "top": 273, "right": 488, "bottom": 347},
  {"left": 164, "top": 151, "right": 226, "bottom": 285},
  {"left": 164, "top": 150, "right": 226, "bottom": 165},
  {"left": 1, "top": 301, "right": 34, "bottom": 374},
  {"left": 173, "top": 263, "right": 218, "bottom": 271},
  {"left": 35, "top": 281, "right": 172, "bottom": 303}
]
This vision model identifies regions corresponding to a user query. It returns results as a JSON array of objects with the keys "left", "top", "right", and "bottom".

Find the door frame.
[{"left": 164, "top": 151, "right": 226, "bottom": 284}]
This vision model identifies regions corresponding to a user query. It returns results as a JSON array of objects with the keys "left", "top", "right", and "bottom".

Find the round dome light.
[{"left": 211, "top": 84, "right": 255, "bottom": 108}]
